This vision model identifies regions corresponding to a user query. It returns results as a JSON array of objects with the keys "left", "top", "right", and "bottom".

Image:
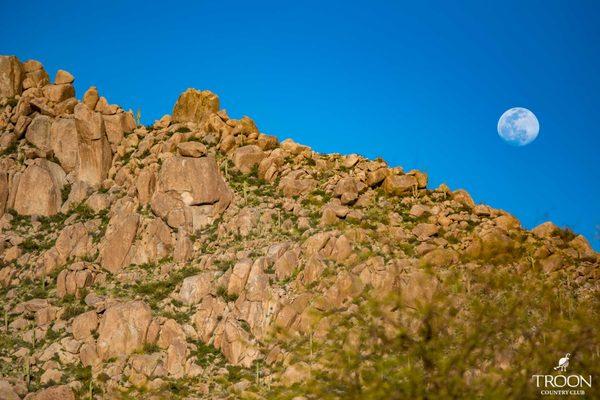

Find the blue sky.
[{"left": 3, "top": 0, "right": 599, "bottom": 249}]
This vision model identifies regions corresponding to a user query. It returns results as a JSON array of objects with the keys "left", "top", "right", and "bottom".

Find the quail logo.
[
  {"left": 553, "top": 353, "right": 570, "bottom": 372},
  {"left": 531, "top": 353, "right": 592, "bottom": 396}
]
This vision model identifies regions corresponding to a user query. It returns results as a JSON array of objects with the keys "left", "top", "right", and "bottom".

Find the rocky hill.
[{"left": 0, "top": 55, "right": 598, "bottom": 400}]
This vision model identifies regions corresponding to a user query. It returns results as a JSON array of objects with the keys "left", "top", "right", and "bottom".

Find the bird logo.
[{"left": 553, "top": 353, "right": 570, "bottom": 372}]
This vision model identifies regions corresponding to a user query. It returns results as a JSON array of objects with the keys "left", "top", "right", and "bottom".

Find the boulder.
[
  {"left": 420, "top": 248, "right": 459, "bottom": 268},
  {"left": 172, "top": 88, "right": 219, "bottom": 123},
  {"left": 412, "top": 223, "right": 439, "bottom": 240},
  {"left": 193, "top": 296, "right": 226, "bottom": 342},
  {"left": 382, "top": 174, "right": 417, "bottom": 196},
  {"left": 54, "top": 69, "right": 74, "bottom": 84},
  {"left": 157, "top": 319, "right": 186, "bottom": 349},
  {"left": 99, "top": 213, "right": 139, "bottom": 273},
  {"left": 56, "top": 223, "right": 91, "bottom": 257},
  {"left": 179, "top": 271, "right": 216, "bottom": 305},
  {"left": 0, "top": 380, "right": 19, "bottom": 400},
  {"left": 74, "top": 103, "right": 112, "bottom": 185},
  {"left": 157, "top": 155, "right": 231, "bottom": 208},
  {"left": 233, "top": 145, "right": 266, "bottom": 173},
  {"left": 177, "top": 141, "right": 207, "bottom": 157},
  {"left": 22, "top": 60, "right": 49, "bottom": 90},
  {"left": 217, "top": 318, "right": 259, "bottom": 367},
  {"left": 42, "top": 83, "right": 75, "bottom": 103},
  {"left": 13, "top": 159, "right": 66, "bottom": 216},
  {"left": 151, "top": 156, "right": 232, "bottom": 230},
  {"left": 29, "top": 385, "right": 75, "bottom": 400},
  {"left": 72, "top": 310, "right": 98, "bottom": 340},
  {"left": 531, "top": 221, "right": 558, "bottom": 239},
  {"left": 49, "top": 117, "right": 79, "bottom": 173},
  {"left": 0, "top": 55, "right": 22, "bottom": 97},
  {"left": 96, "top": 301, "right": 152, "bottom": 360},
  {"left": 82, "top": 86, "right": 99, "bottom": 109},
  {"left": 132, "top": 218, "right": 173, "bottom": 265},
  {"left": 103, "top": 112, "right": 136, "bottom": 145},
  {"left": 25, "top": 114, "right": 53, "bottom": 152},
  {"left": 228, "top": 258, "right": 253, "bottom": 296},
  {"left": 136, "top": 166, "right": 157, "bottom": 205},
  {"left": 334, "top": 177, "right": 359, "bottom": 205},
  {"left": 280, "top": 170, "right": 317, "bottom": 197}
]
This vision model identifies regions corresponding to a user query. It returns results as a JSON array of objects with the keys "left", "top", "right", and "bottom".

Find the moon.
[{"left": 497, "top": 107, "right": 540, "bottom": 146}]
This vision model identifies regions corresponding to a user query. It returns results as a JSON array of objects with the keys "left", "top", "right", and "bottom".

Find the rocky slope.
[{"left": 0, "top": 55, "right": 598, "bottom": 400}]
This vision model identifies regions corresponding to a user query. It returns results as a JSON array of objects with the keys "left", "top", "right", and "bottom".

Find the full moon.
[{"left": 497, "top": 107, "right": 540, "bottom": 146}]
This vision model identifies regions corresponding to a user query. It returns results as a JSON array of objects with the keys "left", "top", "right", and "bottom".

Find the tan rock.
[
  {"left": 0, "top": 380, "right": 20, "bottom": 400},
  {"left": 173, "top": 230, "right": 192, "bottom": 263},
  {"left": 180, "top": 271, "right": 216, "bottom": 305},
  {"left": 366, "top": 168, "right": 387, "bottom": 187},
  {"left": 228, "top": 258, "right": 253, "bottom": 296},
  {"left": 165, "top": 339, "right": 187, "bottom": 377},
  {"left": 569, "top": 235, "right": 596, "bottom": 258},
  {"left": 13, "top": 159, "right": 66, "bottom": 216},
  {"left": 15, "top": 115, "right": 32, "bottom": 136},
  {"left": 407, "top": 169, "right": 428, "bottom": 188},
  {"left": 29, "top": 385, "right": 75, "bottom": 400},
  {"left": 531, "top": 221, "right": 558, "bottom": 238},
  {"left": 0, "top": 55, "right": 22, "bottom": 97},
  {"left": 172, "top": 88, "right": 219, "bottom": 123},
  {"left": 74, "top": 103, "right": 112, "bottom": 185},
  {"left": 274, "top": 249, "right": 298, "bottom": 281},
  {"left": 177, "top": 141, "right": 207, "bottom": 157},
  {"left": 50, "top": 118, "right": 79, "bottom": 173},
  {"left": 54, "top": 69, "right": 74, "bottom": 84},
  {"left": 99, "top": 213, "right": 139, "bottom": 273},
  {"left": 132, "top": 218, "right": 173, "bottom": 265},
  {"left": 382, "top": 174, "right": 417, "bottom": 196},
  {"left": 25, "top": 114, "right": 52, "bottom": 152},
  {"left": 95, "top": 96, "right": 118, "bottom": 114},
  {"left": 412, "top": 223, "right": 439, "bottom": 240},
  {"left": 231, "top": 116, "right": 259, "bottom": 137},
  {"left": 334, "top": 177, "right": 359, "bottom": 205},
  {"left": 103, "top": 112, "right": 136, "bottom": 145},
  {"left": 280, "top": 170, "right": 317, "bottom": 197},
  {"left": 96, "top": 301, "right": 152, "bottom": 360},
  {"left": 192, "top": 296, "right": 226, "bottom": 342},
  {"left": 72, "top": 310, "right": 98, "bottom": 340},
  {"left": 136, "top": 165, "right": 157, "bottom": 205},
  {"left": 22, "top": 65, "right": 49, "bottom": 90},
  {"left": 157, "top": 319, "right": 186, "bottom": 349},
  {"left": 218, "top": 318, "right": 258, "bottom": 367},
  {"left": 323, "top": 270, "right": 364, "bottom": 309},
  {"left": 233, "top": 145, "right": 266, "bottom": 173},
  {"left": 420, "top": 248, "right": 459, "bottom": 268},
  {"left": 494, "top": 214, "right": 520, "bottom": 231},
  {"left": 42, "top": 84, "right": 75, "bottom": 102},
  {"left": 151, "top": 156, "right": 232, "bottom": 230},
  {"left": 257, "top": 133, "right": 278, "bottom": 150},
  {"left": 51, "top": 222, "right": 92, "bottom": 266},
  {"left": 401, "top": 270, "right": 439, "bottom": 308},
  {"left": 452, "top": 189, "right": 475, "bottom": 208},
  {"left": 79, "top": 342, "right": 99, "bottom": 367},
  {"left": 82, "top": 86, "right": 99, "bottom": 110}
]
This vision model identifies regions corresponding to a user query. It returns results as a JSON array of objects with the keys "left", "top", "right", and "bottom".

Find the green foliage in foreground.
[{"left": 264, "top": 266, "right": 599, "bottom": 400}]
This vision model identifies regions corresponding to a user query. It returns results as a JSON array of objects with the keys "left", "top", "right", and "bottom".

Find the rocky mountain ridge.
[{"left": 0, "top": 55, "right": 598, "bottom": 400}]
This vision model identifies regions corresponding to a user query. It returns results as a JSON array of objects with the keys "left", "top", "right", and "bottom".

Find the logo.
[
  {"left": 531, "top": 353, "right": 592, "bottom": 396},
  {"left": 553, "top": 353, "right": 570, "bottom": 372}
]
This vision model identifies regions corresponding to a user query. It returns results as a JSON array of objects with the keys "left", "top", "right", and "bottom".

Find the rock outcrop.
[
  {"left": 0, "top": 55, "right": 596, "bottom": 399},
  {"left": 12, "top": 159, "right": 66, "bottom": 216}
]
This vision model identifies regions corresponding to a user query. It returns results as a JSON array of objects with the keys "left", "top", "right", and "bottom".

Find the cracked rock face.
[{"left": 151, "top": 155, "right": 232, "bottom": 231}]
